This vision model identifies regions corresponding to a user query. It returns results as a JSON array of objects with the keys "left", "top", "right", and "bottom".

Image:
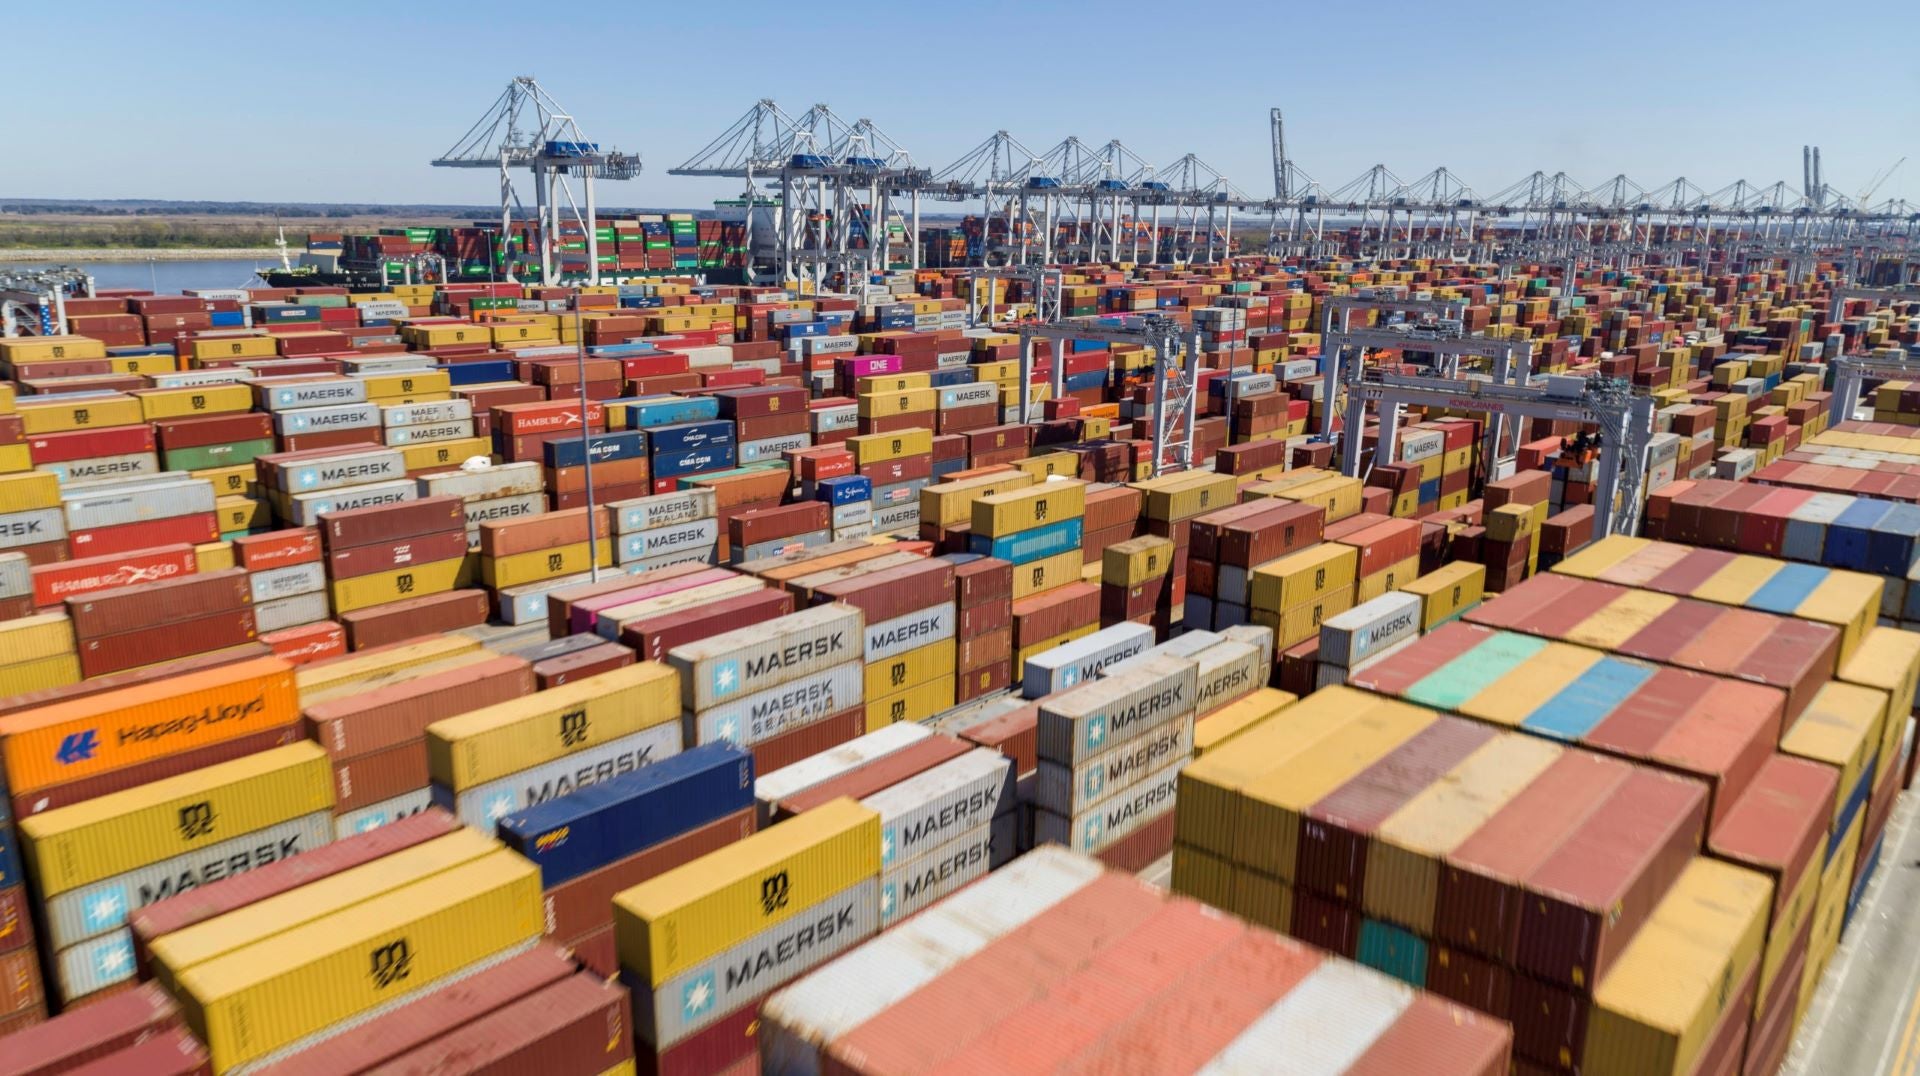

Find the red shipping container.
[
  {"left": 30, "top": 545, "right": 198, "bottom": 608},
  {"left": 26, "top": 425, "right": 155, "bottom": 465},
  {"left": 231, "top": 529, "right": 322, "bottom": 572},
  {"left": 68, "top": 514, "right": 218, "bottom": 559},
  {"left": 259, "top": 621, "right": 345, "bottom": 665}
]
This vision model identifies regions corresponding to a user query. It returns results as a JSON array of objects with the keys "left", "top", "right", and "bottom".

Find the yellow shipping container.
[
  {"left": 215, "top": 496, "right": 269, "bottom": 535},
  {"left": 1484, "top": 503, "right": 1536, "bottom": 543},
  {"left": 1260, "top": 475, "right": 1364, "bottom": 522},
  {"left": 855, "top": 389, "right": 936, "bottom": 419},
  {"left": 614, "top": 797, "right": 879, "bottom": 986},
  {"left": 1249, "top": 543, "right": 1358, "bottom": 612},
  {"left": 971, "top": 480, "right": 1087, "bottom": 537},
  {"left": 0, "top": 471, "right": 59, "bottom": 513},
  {"left": 1568, "top": 589, "right": 1676, "bottom": 651},
  {"left": 1801, "top": 809, "right": 1865, "bottom": 1021},
  {"left": 1839, "top": 627, "right": 1920, "bottom": 768},
  {"left": 1192, "top": 688, "right": 1297, "bottom": 757},
  {"left": 1008, "top": 452, "right": 1077, "bottom": 480},
  {"left": 0, "top": 335, "right": 108, "bottom": 363},
  {"left": 0, "top": 612, "right": 76, "bottom": 663},
  {"left": 1011, "top": 549, "right": 1083, "bottom": 600},
  {"left": 1175, "top": 686, "right": 1371, "bottom": 860},
  {"left": 1355, "top": 554, "right": 1421, "bottom": 603},
  {"left": 481, "top": 540, "right": 613, "bottom": 589},
  {"left": 362, "top": 371, "right": 453, "bottom": 399},
  {"left": 1691, "top": 555, "right": 1780, "bottom": 606},
  {"left": 1169, "top": 843, "right": 1235, "bottom": 909},
  {"left": 1779, "top": 681, "right": 1885, "bottom": 829},
  {"left": 190, "top": 335, "right": 277, "bottom": 362},
  {"left": 294, "top": 635, "right": 480, "bottom": 694},
  {"left": 193, "top": 465, "right": 255, "bottom": 499},
  {"left": 18, "top": 395, "right": 143, "bottom": 434},
  {"left": 135, "top": 384, "right": 254, "bottom": 421},
  {"left": 149, "top": 828, "right": 501, "bottom": 995},
  {"left": 1103, "top": 536, "right": 1174, "bottom": 587},
  {"left": 1584, "top": 857, "right": 1771, "bottom": 1076},
  {"left": 1799, "top": 573, "right": 1882, "bottom": 662},
  {"left": 401, "top": 436, "right": 494, "bottom": 474},
  {"left": 863, "top": 639, "right": 954, "bottom": 702},
  {"left": 1461, "top": 642, "right": 1604, "bottom": 729},
  {"left": 428, "top": 661, "right": 679, "bottom": 791},
  {"left": 865, "top": 672, "right": 955, "bottom": 731},
  {"left": 19, "top": 743, "right": 332, "bottom": 897},
  {"left": 1402, "top": 561, "right": 1486, "bottom": 629},
  {"left": 178, "top": 850, "right": 540, "bottom": 1073},
  {"left": 919, "top": 472, "right": 1035, "bottom": 528},
  {"left": 848, "top": 428, "right": 932, "bottom": 466},
  {"left": 328, "top": 556, "right": 467, "bottom": 614},
  {"left": 1133, "top": 472, "right": 1237, "bottom": 522},
  {"left": 0, "top": 654, "right": 81, "bottom": 697},
  {"left": 194, "top": 541, "right": 235, "bottom": 573},
  {"left": 1754, "top": 850, "right": 1820, "bottom": 1010},
  {"left": 1230, "top": 867, "right": 1294, "bottom": 932},
  {"left": 1364, "top": 734, "right": 1564, "bottom": 933},
  {"left": 1233, "top": 698, "right": 1435, "bottom": 880}
]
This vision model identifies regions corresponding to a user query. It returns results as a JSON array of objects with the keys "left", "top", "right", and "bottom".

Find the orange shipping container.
[{"left": 0, "top": 656, "right": 296, "bottom": 794}]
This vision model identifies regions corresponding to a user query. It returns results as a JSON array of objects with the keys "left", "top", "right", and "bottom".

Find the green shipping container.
[
  {"left": 164, "top": 439, "right": 277, "bottom": 472},
  {"left": 1357, "top": 919, "right": 1427, "bottom": 987}
]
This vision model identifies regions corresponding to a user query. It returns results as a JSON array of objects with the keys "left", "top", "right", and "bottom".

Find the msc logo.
[
  {"left": 191, "top": 394, "right": 207, "bottom": 410},
  {"left": 533, "top": 826, "right": 570, "bottom": 854},
  {"left": 890, "top": 439, "right": 902, "bottom": 454},
  {"left": 178, "top": 802, "right": 216, "bottom": 840},
  {"left": 56, "top": 730, "right": 98, "bottom": 765},
  {"left": 1313, "top": 568, "right": 1326, "bottom": 588},
  {"left": 370, "top": 939, "right": 413, "bottom": 989},
  {"left": 559, "top": 709, "right": 588, "bottom": 748},
  {"left": 760, "top": 870, "right": 790, "bottom": 916},
  {"left": 400, "top": 378, "right": 416, "bottom": 393},
  {"left": 1034, "top": 500, "right": 1050, "bottom": 523},
  {"left": 547, "top": 553, "right": 564, "bottom": 572},
  {"left": 396, "top": 572, "right": 415, "bottom": 594},
  {"left": 74, "top": 408, "right": 90, "bottom": 424},
  {"left": 889, "top": 662, "right": 907, "bottom": 689},
  {"left": 890, "top": 699, "right": 906, "bottom": 722},
  {"left": 1030, "top": 566, "right": 1045, "bottom": 589}
]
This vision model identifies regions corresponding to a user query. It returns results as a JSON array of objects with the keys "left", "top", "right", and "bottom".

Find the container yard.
[{"left": 6, "top": 18, "right": 1920, "bottom": 1067}]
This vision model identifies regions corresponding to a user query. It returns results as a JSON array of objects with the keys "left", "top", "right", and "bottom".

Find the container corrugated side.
[
  {"left": 434, "top": 723, "right": 684, "bottom": 831},
  {"left": 687, "top": 661, "right": 864, "bottom": 749},
  {"left": 750, "top": 724, "right": 930, "bottom": 817},
  {"left": 292, "top": 635, "right": 479, "bottom": 694},
  {"left": 427, "top": 662, "right": 679, "bottom": 791},
  {"left": 1036, "top": 653, "right": 1199, "bottom": 767},
  {"left": 668, "top": 604, "right": 863, "bottom": 712},
  {"left": 1583, "top": 857, "right": 1771, "bottom": 1076},
  {"left": 613, "top": 798, "right": 878, "bottom": 987},
  {"left": 1192, "top": 639, "right": 1264, "bottom": 715},
  {"left": 0, "top": 655, "right": 296, "bottom": 795},
  {"left": 881, "top": 823, "right": 994, "bottom": 926},
  {"left": 147, "top": 828, "right": 499, "bottom": 995},
  {"left": 19, "top": 742, "right": 333, "bottom": 897},
  {"left": 758, "top": 847, "right": 1103, "bottom": 1073},
  {"left": 1192, "top": 689, "right": 1296, "bottom": 758},
  {"left": 1037, "top": 714, "right": 1193, "bottom": 818},
  {"left": 1034, "top": 755, "right": 1186, "bottom": 855},
  {"left": 862, "top": 750, "right": 1013, "bottom": 870},
  {"left": 1195, "top": 959, "right": 1413, "bottom": 1073},
  {"left": 175, "top": 849, "right": 541, "bottom": 1073}
]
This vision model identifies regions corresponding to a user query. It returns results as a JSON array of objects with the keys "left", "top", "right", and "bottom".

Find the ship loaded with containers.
[{"left": 0, "top": 241, "right": 1913, "bottom": 1075}]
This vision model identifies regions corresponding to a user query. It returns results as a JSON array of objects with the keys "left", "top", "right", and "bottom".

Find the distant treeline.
[{"left": 0, "top": 219, "right": 284, "bottom": 249}]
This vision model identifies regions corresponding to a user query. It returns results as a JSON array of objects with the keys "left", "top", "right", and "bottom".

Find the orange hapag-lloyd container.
[{"left": 0, "top": 655, "right": 295, "bottom": 794}]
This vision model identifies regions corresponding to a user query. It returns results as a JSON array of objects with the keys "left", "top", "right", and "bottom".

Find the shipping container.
[{"left": 427, "top": 662, "right": 679, "bottom": 791}]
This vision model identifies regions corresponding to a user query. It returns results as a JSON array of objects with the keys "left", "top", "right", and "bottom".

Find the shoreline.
[{"left": 0, "top": 248, "right": 279, "bottom": 263}]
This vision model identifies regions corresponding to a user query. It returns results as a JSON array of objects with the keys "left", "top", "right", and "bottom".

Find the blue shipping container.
[
  {"left": 498, "top": 741, "right": 754, "bottom": 888},
  {"left": 649, "top": 419, "right": 735, "bottom": 456},
  {"left": 969, "top": 518, "right": 1084, "bottom": 565},
  {"left": 445, "top": 360, "right": 515, "bottom": 386},
  {"left": 1866, "top": 502, "right": 1920, "bottom": 577},
  {"left": 1825, "top": 499, "right": 1893, "bottom": 571},
  {"left": 620, "top": 395, "right": 721, "bottom": 428},
  {"left": 814, "top": 475, "right": 872, "bottom": 507},
  {"left": 546, "top": 429, "right": 649, "bottom": 469},
  {"left": 655, "top": 442, "right": 737, "bottom": 480}
]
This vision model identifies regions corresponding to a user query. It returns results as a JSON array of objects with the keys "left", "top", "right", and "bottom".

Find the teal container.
[
  {"left": 1405, "top": 630, "right": 1544, "bottom": 710},
  {"left": 164, "top": 437, "right": 276, "bottom": 472},
  {"left": 1357, "top": 918, "right": 1427, "bottom": 987}
]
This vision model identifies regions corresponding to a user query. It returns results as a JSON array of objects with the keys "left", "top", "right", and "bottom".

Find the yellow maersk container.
[
  {"left": 427, "top": 661, "right": 680, "bottom": 791},
  {"left": 19, "top": 743, "right": 333, "bottom": 897},
  {"left": 614, "top": 797, "right": 880, "bottom": 986},
  {"left": 177, "top": 850, "right": 541, "bottom": 1072}
]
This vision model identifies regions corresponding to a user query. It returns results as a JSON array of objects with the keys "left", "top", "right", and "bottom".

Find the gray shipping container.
[
  {"left": 382, "top": 400, "right": 473, "bottom": 427},
  {"left": 1037, "top": 653, "right": 1198, "bottom": 767},
  {"left": 734, "top": 530, "right": 832, "bottom": 566},
  {"left": 1319, "top": 591, "right": 1422, "bottom": 668},
  {"left": 613, "top": 488, "right": 717, "bottom": 535},
  {"left": 617, "top": 518, "right": 719, "bottom": 565},
  {"left": 288, "top": 480, "right": 418, "bottom": 525},
  {"left": 253, "top": 591, "right": 331, "bottom": 634},
  {"left": 383, "top": 421, "right": 475, "bottom": 446},
  {"left": 334, "top": 788, "right": 434, "bottom": 838},
  {"left": 881, "top": 822, "right": 994, "bottom": 926},
  {"left": 262, "top": 379, "right": 367, "bottom": 411},
  {"left": 1021, "top": 622, "right": 1154, "bottom": 698},
  {"left": 0, "top": 551, "right": 30, "bottom": 599},
  {"left": 687, "top": 660, "right": 864, "bottom": 748},
  {"left": 273, "top": 402, "right": 381, "bottom": 436},
  {"left": 420, "top": 461, "right": 543, "bottom": 501},
  {"left": 865, "top": 749, "right": 1014, "bottom": 869},
  {"left": 1036, "top": 713, "right": 1193, "bottom": 817},
  {"left": 276, "top": 449, "right": 408, "bottom": 494},
  {"left": 249, "top": 562, "right": 327, "bottom": 603},
  {"left": 739, "top": 433, "right": 813, "bottom": 464},
  {"left": 0, "top": 507, "right": 66, "bottom": 550},
  {"left": 62, "top": 480, "right": 214, "bottom": 531},
  {"left": 670, "top": 604, "right": 865, "bottom": 712},
  {"left": 1033, "top": 755, "right": 1186, "bottom": 855},
  {"left": 464, "top": 493, "right": 545, "bottom": 531},
  {"left": 865, "top": 602, "right": 955, "bottom": 663},
  {"left": 42, "top": 453, "right": 160, "bottom": 484}
]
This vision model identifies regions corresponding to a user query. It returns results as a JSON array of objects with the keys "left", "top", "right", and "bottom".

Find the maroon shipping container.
[
  {"left": 729, "top": 502, "right": 829, "bottom": 550},
  {"left": 958, "top": 600, "right": 1012, "bottom": 640},
  {"left": 542, "top": 808, "right": 756, "bottom": 943},
  {"left": 339, "top": 590, "right": 489, "bottom": 651},
  {"left": 1010, "top": 582, "right": 1099, "bottom": 646},
  {"left": 369, "top": 973, "right": 634, "bottom": 1076},
  {"left": 0, "top": 982, "right": 181, "bottom": 1076},
  {"left": 331, "top": 739, "right": 427, "bottom": 812},
  {"left": 1289, "top": 887, "right": 1360, "bottom": 958},
  {"left": 12, "top": 724, "right": 302, "bottom": 821},
  {"left": 772, "top": 737, "right": 972, "bottom": 821},
  {"left": 1094, "top": 809, "right": 1176, "bottom": 873},
  {"left": 955, "top": 661, "right": 1013, "bottom": 704},
  {"left": 231, "top": 529, "right": 322, "bottom": 572},
  {"left": 618, "top": 588, "right": 796, "bottom": 664},
  {"left": 130, "top": 810, "right": 460, "bottom": 979},
  {"left": 77, "top": 608, "right": 258, "bottom": 679},
  {"left": 1296, "top": 717, "right": 1497, "bottom": 903},
  {"left": 321, "top": 495, "right": 465, "bottom": 551},
  {"left": 957, "top": 703, "right": 1040, "bottom": 775},
  {"left": 1514, "top": 767, "right": 1708, "bottom": 991},
  {"left": 153, "top": 413, "right": 273, "bottom": 451},
  {"left": 478, "top": 506, "right": 611, "bottom": 558},
  {"left": 0, "top": 885, "right": 30, "bottom": 958},
  {"left": 750, "top": 707, "right": 866, "bottom": 774},
  {"left": 325, "top": 530, "right": 472, "bottom": 582},
  {"left": 1434, "top": 751, "right": 1633, "bottom": 961},
  {"left": 247, "top": 947, "right": 580, "bottom": 1076},
  {"left": 956, "top": 627, "right": 1011, "bottom": 674},
  {"left": 948, "top": 556, "right": 1013, "bottom": 607},
  {"left": 811, "top": 558, "right": 952, "bottom": 625},
  {"left": 567, "top": 926, "right": 618, "bottom": 980},
  {"left": 64, "top": 1026, "right": 208, "bottom": 1076},
  {"left": 1423, "top": 942, "right": 1513, "bottom": 1020},
  {"left": 64, "top": 569, "right": 251, "bottom": 640},
  {"left": 644, "top": 993, "right": 758, "bottom": 1076},
  {"left": 534, "top": 642, "right": 635, "bottom": 689}
]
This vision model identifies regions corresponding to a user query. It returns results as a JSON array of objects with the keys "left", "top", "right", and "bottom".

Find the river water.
[{"left": 7, "top": 259, "right": 268, "bottom": 294}]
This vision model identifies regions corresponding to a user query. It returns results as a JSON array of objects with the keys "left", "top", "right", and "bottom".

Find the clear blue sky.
[{"left": 11, "top": 0, "right": 1918, "bottom": 209}]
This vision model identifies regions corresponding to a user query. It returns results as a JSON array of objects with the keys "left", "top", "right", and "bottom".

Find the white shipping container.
[
  {"left": 1192, "top": 639, "right": 1264, "bottom": 715},
  {"left": 252, "top": 591, "right": 331, "bottom": 634},
  {"left": 871, "top": 501, "right": 920, "bottom": 535},
  {"left": 618, "top": 546, "right": 721, "bottom": 577},
  {"left": 670, "top": 604, "right": 866, "bottom": 712},
  {"left": 149, "top": 370, "right": 253, "bottom": 389},
  {"left": 1038, "top": 653, "right": 1199, "bottom": 766},
  {"left": 287, "top": 480, "right": 417, "bottom": 525},
  {"left": 864, "top": 749, "right": 1014, "bottom": 870},
  {"left": 40, "top": 453, "right": 161, "bottom": 485},
  {"left": 274, "top": 402, "right": 382, "bottom": 436},
  {"left": 753, "top": 724, "right": 932, "bottom": 820},
  {"left": 1036, "top": 712, "right": 1193, "bottom": 817},
  {"left": 735, "top": 530, "right": 833, "bottom": 566},
  {"left": 812, "top": 405, "right": 858, "bottom": 434},
  {"left": 612, "top": 488, "right": 717, "bottom": 534},
  {"left": 0, "top": 508, "right": 66, "bottom": 550},
  {"left": 864, "top": 602, "right": 955, "bottom": 663},
  {"left": 261, "top": 379, "right": 367, "bottom": 412},
  {"left": 341, "top": 355, "right": 435, "bottom": 375},
  {"left": 687, "top": 661, "right": 864, "bottom": 748},
  {"left": 1319, "top": 591, "right": 1423, "bottom": 668},
  {"left": 880, "top": 822, "right": 993, "bottom": 926},
  {"left": 759, "top": 848, "right": 1103, "bottom": 1073},
  {"left": 383, "top": 420, "right": 474, "bottom": 447},
  {"left": 616, "top": 518, "right": 719, "bottom": 565},
  {"left": 436, "top": 724, "right": 682, "bottom": 830},
  {"left": 1021, "top": 622, "right": 1155, "bottom": 698},
  {"left": 739, "top": 433, "right": 812, "bottom": 464},
  {"left": 937, "top": 383, "right": 998, "bottom": 409},
  {"left": 0, "top": 551, "right": 29, "bottom": 599},
  {"left": 276, "top": 448, "right": 407, "bottom": 494},
  {"left": 1104, "top": 631, "right": 1220, "bottom": 678},
  {"left": 1033, "top": 755, "right": 1186, "bottom": 854},
  {"left": 61, "top": 480, "right": 214, "bottom": 531},
  {"left": 382, "top": 400, "right": 473, "bottom": 427},
  {"left": 463, "top": 493, "right": 545, "bottom": 531},
  {"left": 833, "top": 522, "right": 873, "bottom": 541},
  {"left": 249, "top": 562, "right": 327, "bottom": 603},
  {"left": 419, "top": 461, "right": 543, "bottom": 502}
]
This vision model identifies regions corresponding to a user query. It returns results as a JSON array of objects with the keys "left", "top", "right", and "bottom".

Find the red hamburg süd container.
[
  {"left": 30, "top": 545, "right": 198, "bottom": 608},
  {"left": 65, "top": 568, "right": 251, "bottom": 639}
]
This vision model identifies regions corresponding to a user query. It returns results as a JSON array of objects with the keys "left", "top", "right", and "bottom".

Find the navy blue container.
[
  {"left": 815, "top": 475, "right": 872, "bottom": 506},
  {"left": 445, "top": 360, "right": 515, "bottom": 386},
  {"left": 929, "top": 369, "right": 974, "bottom": 387},
  {"left": 1825, "top": 498, "right": 1893, "bottom": 571},
  {"left": 1063, "top": 370, "right": 1108, "bottom": 393},
  {"left": 498, "top": 741, "right": 754, "bottom": 888},
  {"left": 546, "top": 429, "right": 648, "bottom": 469},
  {"left": 649, "top": 419, "right": 734, "bottom": 456},
  {"left": 780, "top": 321, "right": 828, "bottom": 339},
  {"left": 1866, "top": 502, "right": 1920, "bottom": 577},
  {"left": 653, "top": 442, "right": 737, "bottom": 479},
  {"left": 0, "top": 820, "right": 20, "bottom": 890}
]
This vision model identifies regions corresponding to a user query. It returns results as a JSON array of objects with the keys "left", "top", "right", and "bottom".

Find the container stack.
[
  {"left": 499, "top": 740, "right": 757, "bottom": 976},
  {"left": 613, "top": 797, "right": 881, "bottom": 1075},
  {"left": 671, "top": 603, "right": 866, "bottom": 766},
  {"left": 611, "top": 486, "right": 721, "bottom": 580},
  {"left": 425, "top": 660, "right": 681, "bottom": 831},
  {"left": 1099, "top": 534, "right": 1173, "bottom": 628},
  {"left": 1186, "top": 497, "right": 1324, "bottom": 634},
  {"left": 477, "top": 506, "right": 613, "bottom": 612},
  {"left": 950, "top": 554, "right": 1014, "bottom": 705},
  {"left": 65, "top": 564, "right": 255, "bottom": 680},
  {"left": 0, "top": 761, "right": 42, "bottom": 1033},
  {"left": 544, "top": 428, "right": 648, "bottom": 513},
  {"left": 761, "top": 847, "right": 1512, "bottom": 1074},
  {"left": 230, "top": 528, "right": 333, "bottom": 655},
  {"left": 322, "top": 495, "right": 479, "bottom": 650},
  {"left": 1480, "top": 471, "right": 1550, "bottom": 591}
]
